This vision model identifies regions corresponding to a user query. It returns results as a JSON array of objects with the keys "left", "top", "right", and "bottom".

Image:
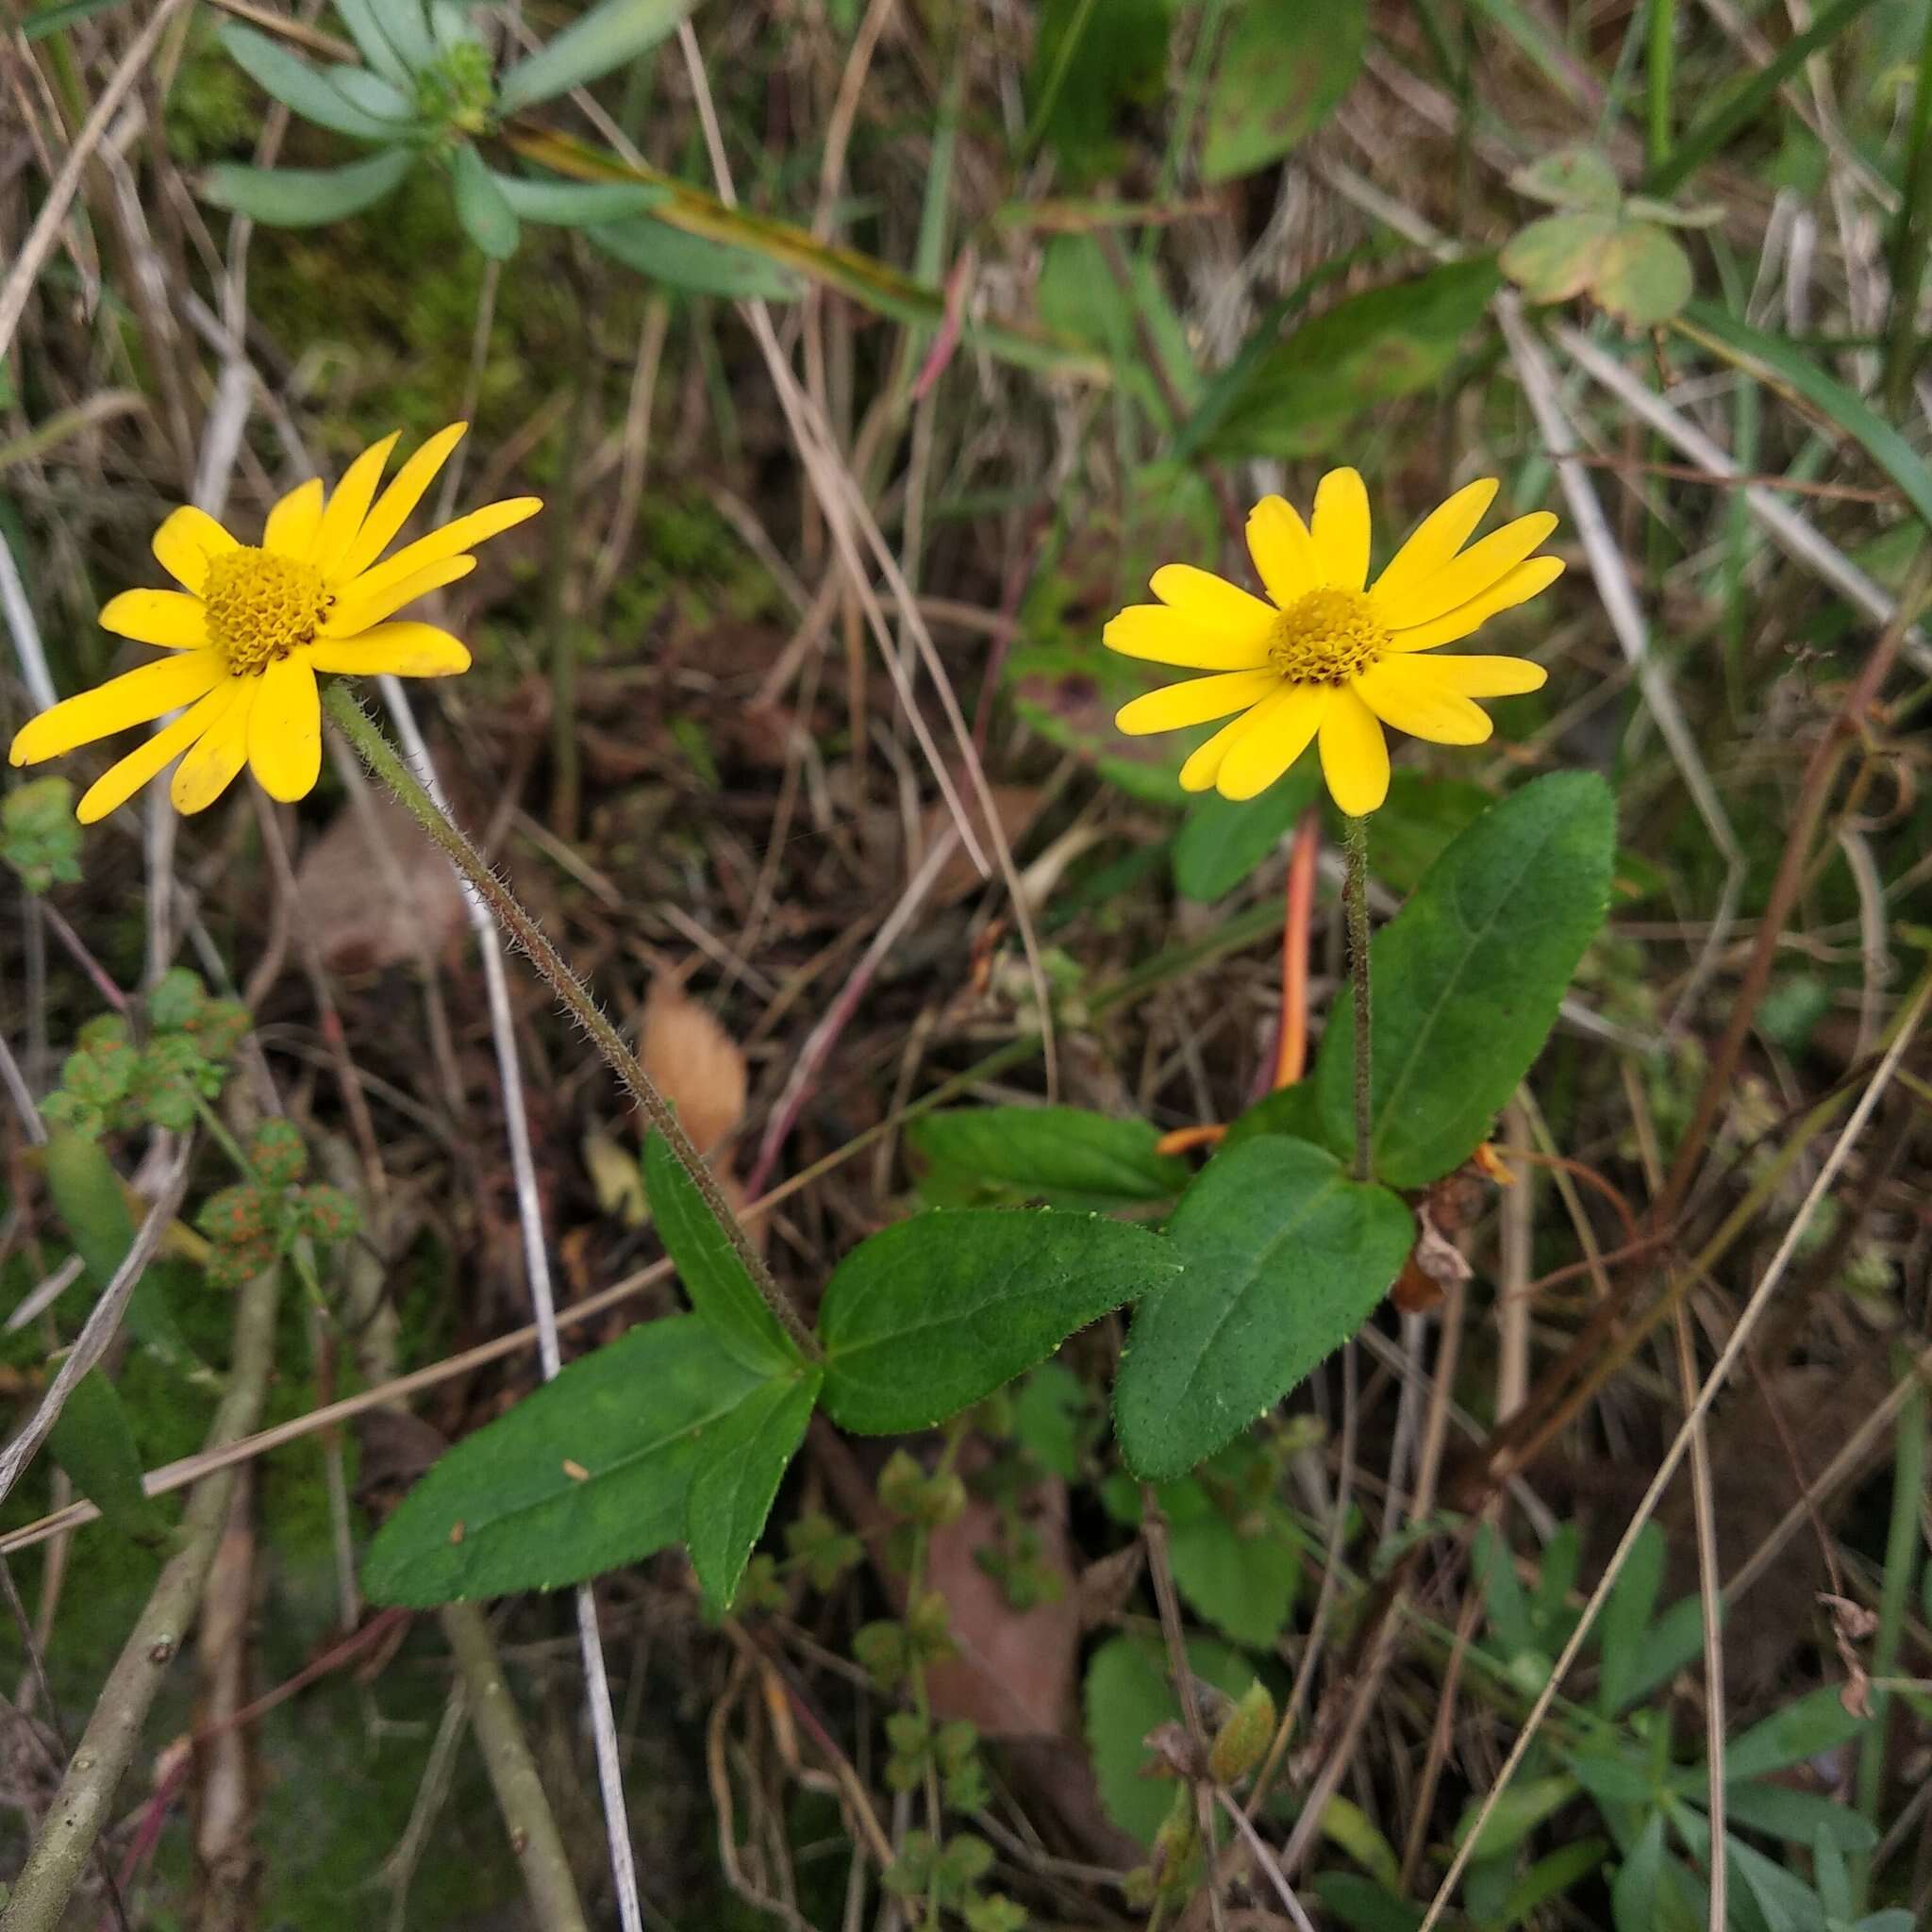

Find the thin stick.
[
  {"left": 1417, "top": 976, "right": 1930, "bottom": 1932},
  {"left": 1272, "top": 811, "right": 1318, "bottom": 1091},
  {"left": 0, "top": 1263, "right": 281, "bottom": 1932},
  {"left": 323, "top": 682, "right": 818, "bottom": 1367},
  {"left": 441, "top": 1604, "right": 591, "bottom": 1932}
]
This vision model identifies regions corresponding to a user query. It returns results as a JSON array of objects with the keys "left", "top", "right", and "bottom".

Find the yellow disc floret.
[
  {"left": 1266, "top": 587, "right": 1389, "bottom": 686},
  {"left": 201, "top": 547, "right": 331, "bottom": 676}
]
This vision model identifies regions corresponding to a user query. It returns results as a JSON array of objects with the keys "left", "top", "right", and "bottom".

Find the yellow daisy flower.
[
  {"left": 1105, "top": 469, "right": 1562, "bottom": 815},
  {"left": 9, "top": 424, "right": 539, "bottom": 823}
]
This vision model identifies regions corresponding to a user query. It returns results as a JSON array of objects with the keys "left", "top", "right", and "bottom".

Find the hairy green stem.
[
  {"left": 321, "top": 684, "right": 822, "bottom": 1365},
  {"left": 1342, "top": 814, "right": 1374, "bottom": 1183}
]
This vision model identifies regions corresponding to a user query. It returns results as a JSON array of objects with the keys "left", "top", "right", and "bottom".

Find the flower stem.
[
  {"left": 321, "top": 683, "right": 822, "bottom": 1365},
  {"left": 1342, "top": 813, "right": 1374, "bottom": 1184}
]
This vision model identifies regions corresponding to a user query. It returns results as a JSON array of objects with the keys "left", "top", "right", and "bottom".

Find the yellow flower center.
[
  {"left": 201, "top": 547, "right": 330, "bottom": 675},
  {"left": 1266, "top": 586, "right": 1388, "bottom": 685}
]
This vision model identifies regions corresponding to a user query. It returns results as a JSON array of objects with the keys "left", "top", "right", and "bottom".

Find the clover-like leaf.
[
  {"left": 1509, "top": 145, "right": 1621, "bottom": 212},
  {"left": 1594, "top": 222, "right": 1693, "bottom": 326},
  {"left": 1500, "top": 211, "right": 1618, "bottom": 304}
]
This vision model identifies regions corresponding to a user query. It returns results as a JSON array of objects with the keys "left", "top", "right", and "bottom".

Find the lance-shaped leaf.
[
  {"left": 202, "top": 148, "right": 415, "bottom": 228},
  {"left": 451, "top": 144, "right": 519, "bottom": 259},
  {"left": 492, "top": 172, "right": 668, "bottom": 225},
  {"left": 495, "top": 0, "right": 699, "bottom": 112},
  {"left": 1315, "top": 773, "right": 1615, "bottom": 1189},
  {"left": 817, "top": 1210, "right": 1180, "bottom": 1435},
  {"left": 643, "top": 1132, "right": 798, "bottom": 1374},
  {"left": 906, "top": 1107, "right": 1188, "bottom": 1211},
  {"left": 362, "top": 1316, "right": 764, "bottom": 1605},
  {"left": 590, "top": 212, "right": 802, "bottom": 298},
  {"left": 219, "top": 22, "right": 413, "bottom": 140},
  {"left": 1113, "top": 1136, "right": 1413, "bottom": 1478},
  {"left": 686, "top": 1368, "right": 819, "bottom": 1612},
  {"left": 331, "top": 0, "right": 425, "bottom": 85}
]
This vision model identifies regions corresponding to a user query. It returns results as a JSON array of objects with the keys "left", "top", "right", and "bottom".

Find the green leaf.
[
  {"left": 1220, "top": 1082, "right": 1336, "bottom": 1158},
  {"left": 817, "top": 1210, "right": 1180, "bottom": 1435},
  {"left": 1025, "top": 0, "right": 1172, "bottom": 183},
  {"left": 218, "top": 23, "right": 410, "bottom": 140},
  {"left": 1596, "top": 1520, "right": 1665, "bottom": 1715},
  {"left": 202, "top": 148, "right": 414, "bottom": 227},
  {"left": 1679, "top": 302, "right": 1932, "bottom": 532},
  {"left": 1504, "top": 1840, "right": 1610, "bottom": 1923},
  {"left": 1199, "top": 0, "right": 1364, "bottom": 183},
  {"left": 1172, "top": 756, "right": 1318, "bottom": 902},
  {"left": 1315, "top": 772, "right": 1615, "bottom": 1189},
  {"left": 1726, "top": 1837, "right": 1829, "bottom": 1932},
  {"left": 325, "top": 64, "right": 418, "bottom": 122},
  {"left": 1203, "top": 258, "right": 1501, "bottom": 459},
  {"left": 3, "top": 775, "right": 82, "bottom": 893},
  {"left": 1320, "top": 1797, "right": 1401, "bottom": 1890},
  {"left": 363, "top": 1316, "right": 765, "bottom": 1605},
  {"left": 1453, "top": 1773, "right": 1579, "bottom": 1859},
  {"left": 1510, "top": 145, "right": 1621, "bottom": 211},
  {"left": 1309, "top": 1874, "right": 1424, "bottom": 1932},
  {"left": 1164, "top": 1491, "right": 1301, "bottom": 1648},
  {"left": 905, "top": 1107, "right": 1188, "bottom": 1211},
  {"left": 1720, "top": 1783, "right": 1876, "bottom": 1853},
  {"left": 1009, "top": 1361, "right": 1088, "bottom": 1479},
  {"left": 1081, "top": 1633, "right": 1256, "bottom": 1844},
  {"left": 451, "top": 143, "right": 519, "bottom": 259},
  {"left": 1500, "top": 211, "right": 1619, "bottom": 303},
  {"left": 1722, "top": 1685, "right": 1867, "bottom": 1785},
  {"left": 686, "top": 1369, "right": 819, "bottom": 1612},
  {"left": 330, "top": 0, "right": 424, "bottom": 85},
  {"left": 42, "top": 1128, "right": 193, "bottom": 1371},
  {"left": 1473, "top": 1519, "right": 1538, "bottom": 1659},
  {"left": 1610, "top": 1593, "right": 1709, "bottom": 1710},
  {"left": 643, "top": 1133, "right": 798, "bottom": 1373},
  {"left": 1611, "top": 1813, "right": 1668, "bottom": 1932},
  {"left": 1595, "top": 224, "right": 1693, "bottom": 326},
  {"left": 491, "top": 172, "right": 667, "bottom": 225},
  {"left": 590, "top": 212, "right": 803, "bottom": 298},
  {"left": 1112, "top": 1137, "right": 1413, "bottom": 1478},
  {"left": 495, "top": 0, "right": 697, "bottom": 111},
  {"left": 1037, "top": 234, "right": 1198, "bottom": 417},
  {"left": 47, "top": 1370, "right": 169, "bottom": 1542},
  {"left": 22, "top": 0, "right": 132, "bottom": 43}
]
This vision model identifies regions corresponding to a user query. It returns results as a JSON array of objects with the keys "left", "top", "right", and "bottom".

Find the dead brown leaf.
[
  {"left": 636, "top": 975, "right": 747, "bottom": 1158},
  {"left": 291, "top": 791, "right": 468, "bottom": 976}
]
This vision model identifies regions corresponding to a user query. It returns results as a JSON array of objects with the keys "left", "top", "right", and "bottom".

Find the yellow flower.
[
  {"left": 1105, "top": 469, "right": 1561, "bottom": 815},
  {"left": 9, "top": 424, "right": 539, "bottom": 823}
]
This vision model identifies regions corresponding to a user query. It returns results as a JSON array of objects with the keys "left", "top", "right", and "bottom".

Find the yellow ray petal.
[
  {"left": 333, "top": 422, "right": 468, "bottom": 584},
  {"left": 1318, "top": 688, "right": 1391, "bottom": 816},
  {"left": 1245, "top": 496, "right": 1320, "bottom": 608},
  {"left": 1375, "top": 512, "right": 1557, "bottom": 630},
  {"left": 152, "top": 506, "right": 237, "bottom": 595},
  {"left": 1353, "top": 659, "right": 1493, "bottom": 746},
  {"left": 322, "top": 555, "right": 476, "bottom": 636},
  {"left": 248, "top": 652, "right": 322, "bottom": 803},
  {"left": 170, "top": 681, "right": 254, "bottom": 814},
  {"left": 1105, "top": 604, "right": 1273, "bottom": 672},
  {"left": 98, "top": 589, "right": 208, "bottom": 650},
  {"left": 264, "top": 478, "right": 325, "bottom": 557},
  {"left": 1383, "top": 556, "right": 1565, "bottom": 653},
  {"left": 1216, "top": 683, "right": 1329, "bottom": 801},
  {"left": 10, "top": 652, "right": 225, "bottom": 765},
  {"left": 1422, "top": 653, "right": 1548, "bottom": 697},
  {"left": 1369, "top": 477, "right": 1498, "bottom": 608},
  {"left": 1116, "top": 668, "right": 1279, "bottom": 735},
  {"left": 1177, "top": 701, "right": 1275, "bottom": 792},
  {"left": 1310, "top": 468, "right": 1372, "bottom": 591},
  {"left": 311, "top": 431, "right": 401, "bottom": 580},
  {"left": 1150, "top": 563, "right": 1276, "bottom": 636},
  {"left": 304, "top": 621, "right": 473, "bottom": 678},
  {"left": 337, "top": 496, "right": 541, "bottom": 606},
  {"left": 77, "top": 686, "right": 232, "bottom": 824}
]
